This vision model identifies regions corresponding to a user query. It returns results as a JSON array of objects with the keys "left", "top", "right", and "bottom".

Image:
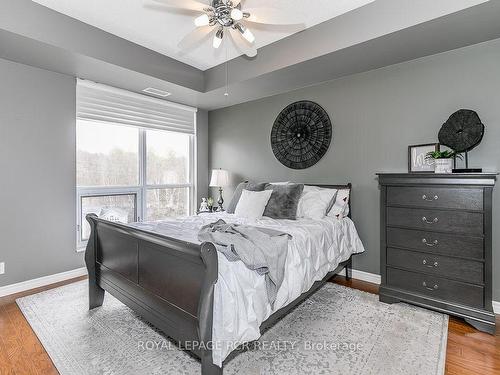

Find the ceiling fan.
[{"left": 151, "top": 0, "right": 302, "bottom": 57}]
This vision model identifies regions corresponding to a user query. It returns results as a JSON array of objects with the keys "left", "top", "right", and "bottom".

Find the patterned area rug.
[{"left": 17, "top": 281, "right": 447, "bottom": 375}]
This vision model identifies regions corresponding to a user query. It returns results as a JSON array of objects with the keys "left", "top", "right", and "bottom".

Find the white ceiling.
[{"left": 32, "top": 0, "right": 375, "bottom": 70}]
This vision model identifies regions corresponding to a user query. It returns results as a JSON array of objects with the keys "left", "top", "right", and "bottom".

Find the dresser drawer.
[
  {"left": 387, "top": 248, "right": 484, "bottom": 284},
  {"left": 387, "top": 207, "right": 483, "bottom": 235},
  {"left": 386, "top": 268, "right": 484, "bottom": 308},
  {"left": 386, "top": 227, "right": 484, "bottom": 259},
  {"left": 387, "top": 186, "right": 483, "bottom": 210}
]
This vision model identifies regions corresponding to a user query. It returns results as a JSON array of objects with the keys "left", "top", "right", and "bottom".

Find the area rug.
[{"left": 17, "top": 281, "right": 447, "bottom": 375}]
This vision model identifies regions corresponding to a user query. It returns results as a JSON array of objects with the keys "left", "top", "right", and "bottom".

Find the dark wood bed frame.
[{"left": 85, "top": 184, "right": 353, "bottom": 375}]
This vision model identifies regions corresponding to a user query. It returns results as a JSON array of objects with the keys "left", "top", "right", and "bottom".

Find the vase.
[{"left": 434, "top": 159, "right": 453, "bottom": 174}]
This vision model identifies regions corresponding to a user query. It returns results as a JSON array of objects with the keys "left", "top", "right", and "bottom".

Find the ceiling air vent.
[{"left": 142, "top": 87, "right": 171, "bottom": 98}]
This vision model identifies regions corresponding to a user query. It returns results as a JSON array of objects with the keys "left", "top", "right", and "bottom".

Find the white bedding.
[{"left": 130, "top": 212, "right": 365, "bottom": 367}]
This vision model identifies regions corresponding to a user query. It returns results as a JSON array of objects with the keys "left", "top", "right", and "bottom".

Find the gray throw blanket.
[{"left": 198, "top": 219, "right": 291, "bottom": 307}]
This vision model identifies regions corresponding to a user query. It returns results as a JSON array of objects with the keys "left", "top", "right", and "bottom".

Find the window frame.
[{"left": 76, "top": 123, "right": 196, "bottom": 251}]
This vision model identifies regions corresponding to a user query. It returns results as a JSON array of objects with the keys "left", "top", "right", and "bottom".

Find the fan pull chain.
[{"left": 224, "top": 41, "right": 229, "bottom": 97}]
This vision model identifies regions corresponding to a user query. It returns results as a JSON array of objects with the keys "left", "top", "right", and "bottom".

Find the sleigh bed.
[{"left": 85, "top": 183, "right": 361, "bottom": 375}]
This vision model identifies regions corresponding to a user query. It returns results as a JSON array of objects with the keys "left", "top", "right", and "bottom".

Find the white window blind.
[{"left": 76, "top": 79, "right": 197, "bottom": 134}]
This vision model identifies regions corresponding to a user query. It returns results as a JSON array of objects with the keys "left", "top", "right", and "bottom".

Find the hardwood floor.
[
  {"left": 0, "top": 276, "right": 86, "bottom": 375},
  {"left": 0, "top": 275, "right": 498, "bottom": 374}
]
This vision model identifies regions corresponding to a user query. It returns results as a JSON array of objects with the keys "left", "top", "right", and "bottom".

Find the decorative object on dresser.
[
  {"left": 210, "top": 169, "right": 230, "bottom": 212},
  {"left": 378, "top": 173, "right": 497, "bottom": 334},
  {"left": 439, "top": 109, "right": 485, "bottom": 173},
  {"left": 425, "top": 150, "right": 462, "bottom": 174},
  {"left": 408, "top": 143, "right": 440, "bottom": 173},
  {"left": 271, "top": 101, "right": 332, "bottom": 170}
]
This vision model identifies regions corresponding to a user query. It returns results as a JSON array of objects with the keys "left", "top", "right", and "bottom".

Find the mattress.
[{"left": 130, "top": 212, "right": 366, "bottom": 366}]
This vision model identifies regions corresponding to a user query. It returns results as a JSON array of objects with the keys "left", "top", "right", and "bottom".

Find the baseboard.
[
  {"left": 339, "top": 268, "right": 381, "bottom": 285},
  {"left": 0, "top": 267, "right": 87, "bottom": 298},
  {"left": 493, "top": 301, "right": 500, "bottom": 315}
]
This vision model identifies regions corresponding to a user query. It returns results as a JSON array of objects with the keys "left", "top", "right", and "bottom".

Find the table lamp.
[{"left": 209, "top": 169, "right": 230, "bottom": 212}]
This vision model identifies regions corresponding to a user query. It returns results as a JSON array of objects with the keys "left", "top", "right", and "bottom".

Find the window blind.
[{"left": 76, "top": 79, "right": 197, "bottom": 134}]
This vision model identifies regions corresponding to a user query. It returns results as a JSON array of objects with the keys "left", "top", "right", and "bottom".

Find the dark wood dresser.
[{"left": 378, "top": 173, "right": 497, "bottom": 334}]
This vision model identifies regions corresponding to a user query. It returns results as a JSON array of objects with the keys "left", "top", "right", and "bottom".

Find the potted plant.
[
  {"left": 207, "top": 197, "right": 214, "bottom": 212},
  {"left": 426, "top": 150, "right": 462, "bottom": 174}
]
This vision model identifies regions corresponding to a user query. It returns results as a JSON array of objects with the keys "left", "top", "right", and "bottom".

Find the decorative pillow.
[
  {"left": 263, "top": 183, "right": 304, "bottom": 220},
  {"left": 328, "top": 189, "right": 351, "bottom": 219},
  {"left": 234, "top": 189, "right": 273, "bottom": 219},
  {"left": 226, "top": 181, "right": 267, "bottom": 214},
  {"left": 297, "top": 186, "right": 338, "bottom": 220},
  {"left": 99, "top": 208, "right": 129, "bottom": 223}
]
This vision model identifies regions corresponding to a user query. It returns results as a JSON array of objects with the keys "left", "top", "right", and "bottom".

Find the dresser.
[{"left": 378, "top": 173, "right": 497, "bottom": 334}]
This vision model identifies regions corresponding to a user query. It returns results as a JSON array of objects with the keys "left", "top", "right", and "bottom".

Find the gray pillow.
[
  {"left": 263, "top": 183, "right": 304, "bottom": 220},
  {"left": 226, "top": 181, "right": 267, "bottom": 214}
]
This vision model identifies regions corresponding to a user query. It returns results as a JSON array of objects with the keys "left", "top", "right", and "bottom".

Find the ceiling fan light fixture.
[
  {"left": 230, "top": 8, "right": 243, "bottom": 21},
  {"left": 194, "top": 13, "right": 210, "bottom": 27},
  {"left": 213, "top": 29, "right": 224, "bottom": 49}
]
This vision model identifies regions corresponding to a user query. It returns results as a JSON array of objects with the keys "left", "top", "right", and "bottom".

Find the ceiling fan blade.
[
  {"left": 151, "top": 0, "right": 210, "bottom": 13},
  {"left": 178, "top": 26, "right": 214, "bottom": 50},
  {"left": 229, "top": 28, "right": 257, "bottom": 58},
  {"left": 243, "top": 7, "right": 304, "bottom": 25},
  {"left": 144, "top": 4, "right": 202, "bottom": 16}
]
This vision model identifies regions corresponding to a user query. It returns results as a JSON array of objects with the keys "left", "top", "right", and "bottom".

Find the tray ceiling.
[{"left": 31, "top": 0, "right": 375, "bottom": 70}]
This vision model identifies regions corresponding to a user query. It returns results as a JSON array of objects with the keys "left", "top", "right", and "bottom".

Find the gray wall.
[
  {"left": 0, "top": 58, "right": 209, "bottom": 288},
  {"left": 0, "top": 58, "right": 83, "bottom": 287},
  {"left": 208, "top": 38, "right": 500, "bottom": 300}
]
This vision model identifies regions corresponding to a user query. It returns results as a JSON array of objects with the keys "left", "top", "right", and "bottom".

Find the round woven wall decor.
[{"left": 271, "top": 101, "right": 332, "bottom": 170}]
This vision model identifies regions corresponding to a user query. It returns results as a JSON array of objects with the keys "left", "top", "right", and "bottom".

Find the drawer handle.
[
  {"left": 422, "top": 259, "right": 439, "bottom": 268},
  {"left": 422, "top": 238, "right": 439, "bottom": 247},
  {"left": 422, "top": 216, "right": 439, "bottom": 224},
  {"left": 422, "top": 281, "right": 439, "bottom": 291},
  {"left": 422, "top": 194, "right": 439, "bottom": 201}
]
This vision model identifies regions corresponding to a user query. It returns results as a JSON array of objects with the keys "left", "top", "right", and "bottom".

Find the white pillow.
[
  {"left": 297, "top": 186, "right": 338, "bottom": 220},
  {"left": 328, "top": 189, "right": 350, "bottom": 219},
  {"left": 234, "top": 189, "right": 273, "bottom": 219}
]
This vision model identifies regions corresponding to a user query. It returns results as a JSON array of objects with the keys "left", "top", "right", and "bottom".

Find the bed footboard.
[{"left": 84, "top": 214, "right": 221, "bottom": 374}]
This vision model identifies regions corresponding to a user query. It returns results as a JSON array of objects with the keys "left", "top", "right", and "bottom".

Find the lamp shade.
[{"left": 210, "top": 169, "right": 230, "bottom": 187}]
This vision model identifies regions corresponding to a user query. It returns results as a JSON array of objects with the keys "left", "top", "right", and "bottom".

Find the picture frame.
[{"left": 408, "top": 143, "right": 440, "bottom": 173}]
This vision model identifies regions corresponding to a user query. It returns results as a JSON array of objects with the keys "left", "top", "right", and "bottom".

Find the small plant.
[
  {"left": 207, "top": 197, "right": 214, "bottom": 208},
  {"left": 426, "top": 150, "right": 463, "bottom": 160}
]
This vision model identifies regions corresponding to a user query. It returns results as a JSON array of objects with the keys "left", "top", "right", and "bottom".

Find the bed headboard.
[{"left": 306, "top": 183, "right": 352, "bottom": 219}]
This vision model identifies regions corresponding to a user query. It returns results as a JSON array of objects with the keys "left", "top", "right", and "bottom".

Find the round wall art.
[
  {"left": 270, "top": 101, "right": 332, "bottom": 170},
  {"left": 438, "top": 109, "right": 484, "bottom": 153}
]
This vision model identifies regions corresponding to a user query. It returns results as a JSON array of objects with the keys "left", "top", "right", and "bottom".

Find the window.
[
  {"left": 77, "top": 122, "right": 139, "bottom": 187},
  {"left": 76, "top": 80, "right": 196, "bottom": 249}
]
